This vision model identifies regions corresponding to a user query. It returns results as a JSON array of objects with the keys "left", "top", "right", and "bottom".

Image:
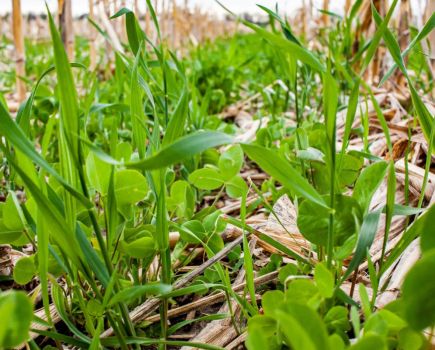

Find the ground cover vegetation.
[{"left": 0, "top": 1, "right": 434, "bottom": 349}]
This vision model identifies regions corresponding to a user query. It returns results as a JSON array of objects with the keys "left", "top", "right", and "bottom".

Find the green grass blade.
[
  {"left": 242, "top": 144, "right": 328, "bottom": 209},
  {"left": 0, "top": 104, "right": 92, "bottom": 209},
  {"left": 75, "top": 224, "right": 110, "bottom": 287},
  {"left": 382, "top": 205, "right": 435, "bottom": 275},
  {"left": 339, "top": 80, "right": 360, "bottom": 159},
  {"left": 379, "top": 12, "right": 435, "bottom": 86},
  {"left": 371, "top": 5, "right": 434, "bottom": 149},
  {"left": 241, "top": 21, "right": 325, "bottom": 73},
  {"left": 162, "top": 90, "right": 189, "bottom": 146},
  {"left": 360, "top": 0, "right": 399, "bottom": 75},
  {"left": 338, "top": 209, "right": 382, "bottom": 285},
  {"left": 130, "top": 44, "right": 147, "bottom": 158},
  {"left": 87, "top": 131, "right": 232, "bottom": 170}
]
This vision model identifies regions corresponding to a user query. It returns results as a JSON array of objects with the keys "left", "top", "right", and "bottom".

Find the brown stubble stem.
[{"left": 12, "top": 0, "right": 26, "bottom": 102}]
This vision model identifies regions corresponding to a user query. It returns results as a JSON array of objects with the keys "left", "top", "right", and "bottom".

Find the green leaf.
[
  {"left": 179, "top": 220, "right": 208, "bottom": 243},
  {"left": 162, "top": 283, "right": 222, "bottom": 298},
  {"left": 225, "top": 175, "right": 248, "bottom": 199},
  {"left": 383, "top": 204, "right": 435, "bottom": 274},
  {"left": 334, "top": 234, "right": 357, "bottom": 261},
  {"left": 167, "top": 314, "right": 229, "bottom": 336},
  {"left": 219, "top": 145, "right": 244, "bottom": 180},
  {"left": 297, "top": 195, "right": 361, "bottom": 246},
  {"left": 115, "top": 169, "right": 148, "bottom": 205},
  {"left": 0, "top": 104, "right": 92, "bottom": 209},
  {"left": 242, "top": 20, "right": 325, "bottom": 73},
  {"left": 339, "top": 79, "right": 360, "bottom": 157},
  {"left": 90, "top": 131, "right": 233, "bottom": 171},
  {"left": 402, "top": 250, "right": 435, "bottom": 330},
  {"left": 0, "top": 219, "right": 22, "bottom": 244},
  {"left": 246, "top": 315, "right": 279, "bottom": 350},
  {"left": 352, "top": 161, "right": 388, "bottom": 214},
  {"left": 285, "top": 279, "right": 319, "bottom": 306},
  {"left": 75, "top": 224, "right": 110, "bottom": 288},
  {"left": 371, "top": 5, "right": 434, "bottom": 151},
  {"left": 86, "top": 152, "right": 111, "bottom": 194},
  {"left": 314, "top": 262, "right": 334, "bottom": 298},
  {"left": 336, "top": 153, "right": 363, "bottom": 187},
  {"left": 275, "top": 310, "right": 317, "bottom": 350},
  {"left": 121, "top": 237, "right": 156, "bottom": 259},
  {"left": 109, "top": 283, "right": 171, "bottom": 307},
  {"left": 278, "top": 264, "right": 299, "bottom": 284},
  {"left": 111, "top": 8, "right": 144, "bottom": 55},
  {"left": 189, "top": 168, "right": 224, "bottom": 190},
  {"left": 13, "top": 256, "right": 36, "bottom": 285},
  {"left": 130, "top": 43, "right": 147, "bottom": 158},
  {"left": 359, "top": 0, "right": 399, "bottom": 74},
  {"left": 379, "top": 12, "right": 435, "bottom": 86},
  {"left": 349, "top": 335, "right": 387, "bottom": 350},
  {"left": 46, "top": 6, "right": 79, "bottom": 149},
  {"left": 3, "top": 195, "right": 23, "bottom": 231},
  {"left": 163, "top": 90, "right": 189, "bottom": 146},
  {"left": 324, "top": 306, "right": 350, "bottom": 333},
  {"left": 296, "top": 147, "right": 325, "bottom": 163},
  {"left": 262, "top": 290, "right": 285, "bottom": 315},
  {"left": 0, "top": 291, "right": 33, "bottom": 348},
  {"left": 167, "top": 180, "right": 195, "bottom": 219},
  {"left": 279, "top": 302, "right": 330, "bottom": 350},
  {"left": 323, "top": 71, "right": 339, "bottom": 147},
  {"left": 242, "top": 144, "right": 327, "bottom": 209},
  {"left": 339, "top": 209, "right": 382, "bottom": 284}
]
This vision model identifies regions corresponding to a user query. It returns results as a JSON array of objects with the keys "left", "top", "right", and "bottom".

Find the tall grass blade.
[{"left": 242, "top": 144, "right": 328, "bottom": 208}]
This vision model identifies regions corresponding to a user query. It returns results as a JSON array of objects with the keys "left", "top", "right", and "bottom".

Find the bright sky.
[{"left": 0, "top": 0, "right": 349, "bottom": 16}]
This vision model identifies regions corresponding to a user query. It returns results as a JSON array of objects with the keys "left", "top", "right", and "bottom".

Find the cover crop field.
[{"left": 0, "top": 0, "right": 434, "bottom": 349}]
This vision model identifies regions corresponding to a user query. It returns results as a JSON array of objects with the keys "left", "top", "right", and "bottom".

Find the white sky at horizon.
[{"left": 0, "top": 0, "right": 427, "bottom": 17}]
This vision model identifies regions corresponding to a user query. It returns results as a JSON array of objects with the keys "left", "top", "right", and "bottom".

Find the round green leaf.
[
  {"left": 3, "top": 195, "right": 23, "bottom": 231},
  {"left": 349, "top": 335, "right": 387, "bottom": 350},
  {"left": 219, "top": 145, "right": 244, "bottom": 180},
  {"left": 180, "top": 220, "right": 207, "bottom": 243},
  {"left": 167, "top": 180, "right": 194, "bottom": 219},
  {"left": 402, "top": 250, "right": 435, "bottom": 330},
  {"left": 336, "top": 153, "right": 363, "bottom": 187},
  {"left": 225, "top": 175, "right": 248, "bottom": 199},
  {"left": 86, "top": 152, "right": 111, "bottom": 194},
  {"left": 0, "top": 291, "right": 33, "bottom": 348},
  {"left": 188, "top": 168, "right": 224, "bottom": 190},
  {"left": 0, "top": 220, "right": 22, "bottom": 244},
  {"left": 115, "top": 169, "right": 148, "bottom": 205},
  {"left": 13, "top": 256, "right": 36, "bottom": 285},
  {"left": 121, "top": 237, "right": 156, "bottom": 259},
  {"left": 297, "top": 195, "right": 362, "bottom": 247},
  {"left": 314, "top": 262, "right": 334, "bottom": 298}
]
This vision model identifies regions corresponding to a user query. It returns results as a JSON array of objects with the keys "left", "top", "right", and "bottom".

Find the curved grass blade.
[
  {"left": 167, "top": 314, "right": 229, "bottom": 335},
  {"left": 379, "top": 12, "right": 435, "bottom": 86},
  {"left": 162, "top": 89, "right": 189, "bottom": 146},
  {"left": 0, "top": 104, "right": 92, "bottom": 209},
  {"left": 52, "top": 283, "right": 92, "bottom": 344},
  {"left": 75, "top": 224, "right": 110, "bottom": 288},
  {"left": 382, "top": 197, "right": 435, "bottom": 275},
  {"left": 338, "top": 209, "right": 382, "bottom": 285},
  {"left": 242, "top": 144, "right": 328, "bottom": 209},
  {"left": 111, "top": 8, "right": 144, "bottom": 55},
  {"left": 359, "top": 0, "right": 399, "bottom": 75},
  {"left": 16, "top": 63, "right": 86, "bottom": 134},
  {"left": 88, "top": 131, "right": 233, "bottom": 171},
  {"left": 371, "top": 4, "right": 434, "bottom": 150},
  {"left": 130, "top": 43, "right": 147, "bottom": 158}
]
